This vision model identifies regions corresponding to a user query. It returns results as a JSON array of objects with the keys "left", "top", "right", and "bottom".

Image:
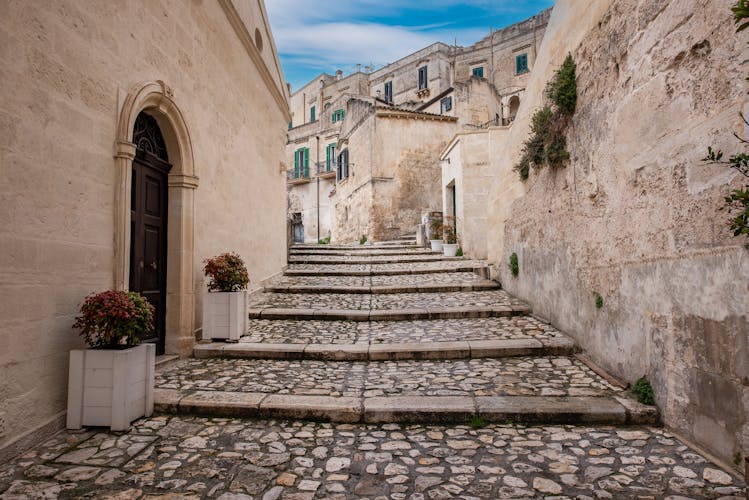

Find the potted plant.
[
  {"left": 429, "top": 217, "right": 443, "bottom": 252},
  {"left": 67, "top": 290, "right": 155, "bottom": 431},
  {"left": 202, "top": 252, "right": 250, "bottom": 342},
  {"left": 443, "top": 217, "right": 459, "bottom": 257}
]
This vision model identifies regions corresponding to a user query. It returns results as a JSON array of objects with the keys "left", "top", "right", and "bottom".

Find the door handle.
[
  {"left": 149, "top": 261, "right": 157, "bottom": 270},
  {"left": 139, "top": 260, "right": 144, "bottom": 269}
]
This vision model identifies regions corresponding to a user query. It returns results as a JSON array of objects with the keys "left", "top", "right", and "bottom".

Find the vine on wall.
[{"left": 515, "top": 54, "right": 577, "bottom": 180}]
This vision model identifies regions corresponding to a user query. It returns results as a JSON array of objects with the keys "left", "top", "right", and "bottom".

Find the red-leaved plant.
[
  {"left": 73, "top": 290, "right": 154, "bottom": 348},
  {"left": 203, "top": 252, "right": 250, "bottom": 292}
]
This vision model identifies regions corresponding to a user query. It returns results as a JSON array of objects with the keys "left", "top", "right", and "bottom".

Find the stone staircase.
[{"left": 154, "top": 243, "right": 657, "bottom": 427}]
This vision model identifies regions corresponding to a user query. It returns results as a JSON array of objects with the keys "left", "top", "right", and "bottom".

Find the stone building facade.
[
  {"left": 486, "top": 0, "right": 748, "bottom": 467},
  {"left": 0, "top": 0, "right": 289, "bottom": 460},
  {"left": 285, "top": 10, "right": 550, "bottom": 243}
]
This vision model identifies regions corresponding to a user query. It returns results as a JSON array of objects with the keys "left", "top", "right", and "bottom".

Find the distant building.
[{"left": 285, "top": 9, "right": 551, "bottom": 243}]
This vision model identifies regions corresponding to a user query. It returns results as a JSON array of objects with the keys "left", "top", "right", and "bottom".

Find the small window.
[
  {"left": 294, "top": 147, "right": 309, "bottom": 178},
  {"left": 288, "top": 121, "right": 293, "bottom": 130},
  {"left": 516, "top": 54, "right": 529, "bottom": 75},
  {"left": 332, "top": 109, "right": 345, "bottom": 123},
  {"left": 326, "top": 143, "right": 337, "bottom": 172},
  {"left": 384, "top": 81, "right": 393, "bottom": 103},
  {"left": 310, "top": 105, "right": 316, "bottom": 122},
  {"left": 472, "top": 67, "right": 484, "bottom": 78},
  {"left": 337, "top": 149, "right": 349, "bottom": 181},
  {"left": 440, "top": 96, "right": 452, "bottom": 114},
  {"left": 418, "top": 66, "right": 428, "bottom": 90}
]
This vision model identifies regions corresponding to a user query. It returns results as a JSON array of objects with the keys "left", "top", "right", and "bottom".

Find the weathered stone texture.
[
  {"left": 0, "top": 0, "right": 288, "bottom": 456},
  {"left": 492, "top": 0, "right": 748, "bottom": 464}
]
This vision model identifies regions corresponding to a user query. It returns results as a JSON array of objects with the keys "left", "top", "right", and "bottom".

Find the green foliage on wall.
[
  {"left": 595, "top": 293, "right": 604, "bottom": 309},
  {"left": 514, "top": 54, "right": 577, "bottom": 180},
  {"left": 509, "top": 252, "right": 519, "bottom": 277},
  {"left": 634, "top": 377, "right": 655, "bottom": 405}
]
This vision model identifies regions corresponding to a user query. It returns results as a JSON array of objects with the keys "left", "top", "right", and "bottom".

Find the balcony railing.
[{"left": 287, "top": 161, "right": 338, "bottom": 183}]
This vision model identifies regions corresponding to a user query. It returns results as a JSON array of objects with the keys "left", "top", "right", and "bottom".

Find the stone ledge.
[
  {"left": 155, "top": 392, "right": 642, "bottom": 426},
  {"left": 258, "top": 395, "right": 361, "bottom": 423},
  {"left": 288, "top": 256, "right": 463, "bottom": 265},
  {"left": 283, "top": 265, "right": 488, "bottom": 277},
  {"left": 192, "top": 337, "right": 578, "bottom": 361},
  {"left": 364, "top": 396, "right": 475, "bottom": 424},
  {"left": 246, "top": 305, "right": 532, "bottom": 322},
  {"left": 368, "top": 341, "right": 470, "bottom": 360},
  {"left": 476, "top": 396, "right": 627, "bottom": 425}
]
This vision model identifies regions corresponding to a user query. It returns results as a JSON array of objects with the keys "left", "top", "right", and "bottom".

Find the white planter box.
[
  {"left": 430, "top": 239, "right": 443, "bottom": 252},
  {"left": 203, "top": 290, "right": 248, "bottom": 341},
  {"left": 443, "top": 243, "right": 459, "bottom": 257},
  {"left": 67, "top": 343, "right": 155, "bottom": 431}
]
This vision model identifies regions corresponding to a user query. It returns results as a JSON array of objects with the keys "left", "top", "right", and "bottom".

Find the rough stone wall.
[
  {"left": 494, "top": 0, "right": 748, "bottom": 464},
  {"left": 370, "top": 116, "right": 456, "bottom": 240},
  {"left": 0, "top": 0, "right": 288, "bottom": 455}
]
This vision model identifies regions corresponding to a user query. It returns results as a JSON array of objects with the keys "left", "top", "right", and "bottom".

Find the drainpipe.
[{"left": 316, "top": 135, "right": 320, "bottom": 242}]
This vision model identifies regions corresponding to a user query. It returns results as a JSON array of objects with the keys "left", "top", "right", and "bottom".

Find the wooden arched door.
[{"left": 130, "top": 112, "right": 171, "bottom": 354}]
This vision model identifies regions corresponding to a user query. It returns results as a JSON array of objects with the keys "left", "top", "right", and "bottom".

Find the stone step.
[
  {"left": 284, "top": 261, "right": 488, "bottom": 276},
  {"left": 292, "top": 243, "right": 417, "bottom": 250},
  {"left": 288, "top": 255, "right": 461, "bottom": 265},
  {"left": 240, "top": 316, "right": 570, "bottom": 345},
  {"left": 155, "top": 356, "right": 657, "bottom": 425},
  {"left": 194, "top": 336, "right": 576, "bottom": 361},
  {"left": 154, "top": 391, "right": 655, "bottom": 426},
  {"left": 269, "top": 271, "right": 493, "bottom": 289},
  {"left": 264, "top": 281, "right": 500, "bottom": 294},
  {"left": 289, "top": 248, "right": 438, "bottom": 256},
  {"left": 248, "top": 290, "right": 529, "bottom": 321}
]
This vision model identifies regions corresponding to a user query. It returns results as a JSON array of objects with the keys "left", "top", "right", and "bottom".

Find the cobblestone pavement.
[
  {"left": 0, "top": 416, "right": 743, "bottom": 499},
  {"left": 241, "top": 317, "right": 565, "bottom": 345},
  {"left": 249, "top": 290, "right": 524, "bottom": 311},
  {"left": 154, "top": 357, "right": 619, "bottom": 398},
  {"left": 267, "top": 272, "right": 492, "bottom": 288}
]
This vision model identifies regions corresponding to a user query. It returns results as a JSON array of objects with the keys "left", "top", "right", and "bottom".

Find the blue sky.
[{"left": 266, "top": 1, "right": 554, "bottom": 92}]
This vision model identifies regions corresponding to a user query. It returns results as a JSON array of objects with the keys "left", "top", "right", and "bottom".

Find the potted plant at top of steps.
[
  {"left": 202, "top": 252, "right": 250, "bottom": 342},
  {"left": 442, "top": 216, "right": 459, "bottom": 257},
  {"left": 429, "top": 217, "right": 444, "bottom": 252},
  {"left": 67, "top": 290, "right": 155, "bottom": 432}
]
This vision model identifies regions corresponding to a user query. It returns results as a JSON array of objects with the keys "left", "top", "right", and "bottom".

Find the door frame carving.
[{"left": 114, "top": 81, "right": 199, "bottom": 357}]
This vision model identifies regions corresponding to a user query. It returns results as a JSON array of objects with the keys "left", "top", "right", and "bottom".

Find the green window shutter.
[
  {"left": 304, "top": 147, "right": 309, "bottom": 177},
  {"left": 294, "top": 150, "right": 299, "bottom": 178},
  {"left": 326, "top": 145, "right": 330, "bottom": 170}
]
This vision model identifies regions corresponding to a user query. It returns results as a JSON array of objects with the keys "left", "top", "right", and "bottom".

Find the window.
[
  {"left": 294, "top": 147, "right": 309, "bottom": 178},
  {"left": 472, "top": 67, "right": 484, "bottom": 78},
  {"left": 288, "top": 121, "right": 292, "bottom": 130},
  {"left": 418, "top": 65, "right": 428, "bottom": 90},
  {"left": 331, "top": 109, "right": 345, "bottom": 123},
  {"left": 384, "top": 81, "right": 393, "bottom": 103},
  {"left": 326, "top": 143, "right": 337, "bottom": 172},
  {"left": 440, "top": 96, "right": 452, "bottom": 114},
  {"left": 310, "top": 105, "right": 316, "bottom": 122},
  {"left": 337, "top": 149, "right": 349, "bottom": 181},
  {"left": 516, "top": 53, "right": 529, "bottom": 75}
]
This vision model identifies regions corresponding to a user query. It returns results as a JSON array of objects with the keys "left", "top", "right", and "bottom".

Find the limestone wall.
[
  {"left": 0, "top": 0, "right": 288, "bottom": 456},
  {"left": 369, "top": 115, "right": 457, "bottom": 240},
  {"left": 488, "top": 0, "right": 748, "bottom": 464}
]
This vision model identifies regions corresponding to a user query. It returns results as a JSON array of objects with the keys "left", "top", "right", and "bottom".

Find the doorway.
[{"left": 130, "top": 112, "right": 171, "bottom": 355}]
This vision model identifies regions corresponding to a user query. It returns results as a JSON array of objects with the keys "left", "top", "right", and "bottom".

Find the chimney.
[
  {"left": 335, "top": 69, "right": 343, "bottom": 80},
  {"left": 356, "top": 64, "right": 361, "bottom": 73}
]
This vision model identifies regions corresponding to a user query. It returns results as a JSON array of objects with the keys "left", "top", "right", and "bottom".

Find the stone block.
[
  {"left": 476, "top": 396, "right": 626, "bottom": 425},
  {"left": 259, "top": 395, "right": 361, "bottom": 423},
  {"left": 469, "top": 339, "right": 543, "bottom": 358},
  {"left": 223, "top": 343, "right": 306, "bottom": 359},
  {"left": 304, "top": 344, "right": 369, "bottom": 361},
  {"left": 364, "top": 396, "right": 475, "bottom": 424}
]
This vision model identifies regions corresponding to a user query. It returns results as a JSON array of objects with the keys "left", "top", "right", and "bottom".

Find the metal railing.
[{"left": 288, "top": 161, "right": 338, "bottom": 182}]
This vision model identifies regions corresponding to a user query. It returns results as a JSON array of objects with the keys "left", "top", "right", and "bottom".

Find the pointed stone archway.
[{"left": 114, "top": 81, "right": 199, "bottom": 357}]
